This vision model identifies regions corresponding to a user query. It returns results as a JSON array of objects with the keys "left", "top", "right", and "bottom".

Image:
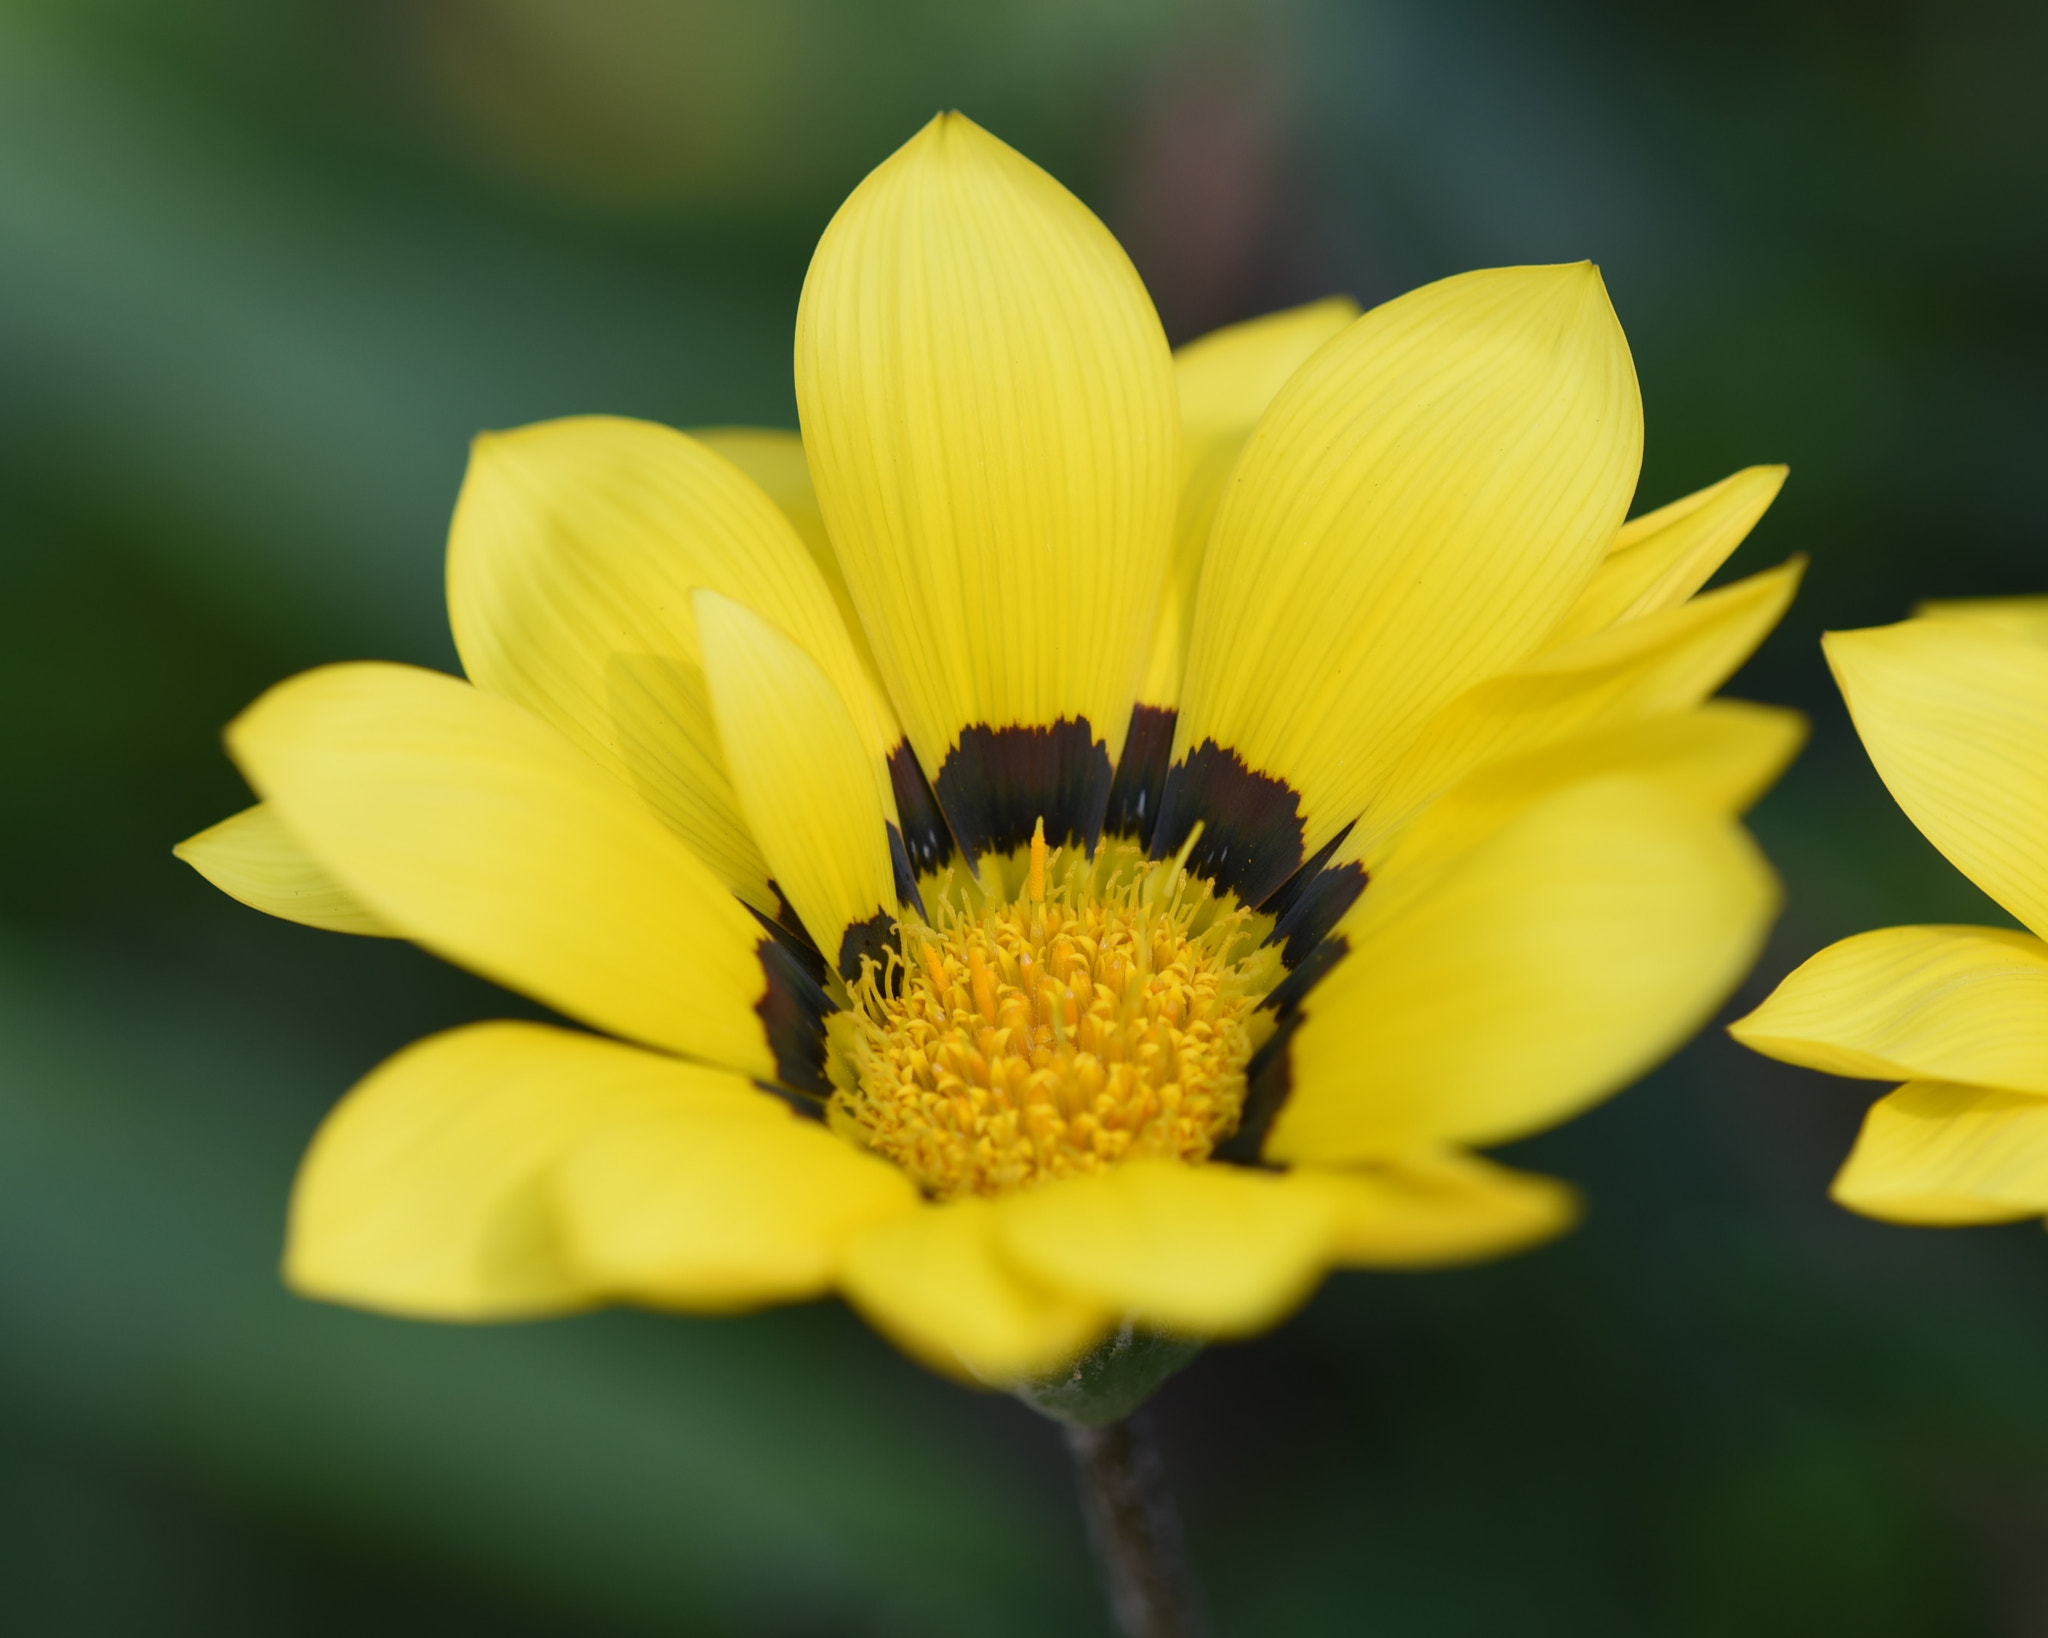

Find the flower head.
[
  {"left": 1734, "top": 601, "right": 2048, "bottom": 1225},
  {"left": 179, "top": 114, "right": 1798, "bottom": 1383}
]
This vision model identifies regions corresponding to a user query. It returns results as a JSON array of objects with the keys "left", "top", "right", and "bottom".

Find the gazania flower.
[
  {"left": 179, "top": 114, "right": 1801, "bottom": 1388},
  {"left": 1733, "top": 602, "right": 2048, "bottom": 1224}
]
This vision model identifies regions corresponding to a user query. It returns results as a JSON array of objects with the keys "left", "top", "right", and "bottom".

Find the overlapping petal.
[
  {"left": 1545, "top": 464, "right": 1786, "bottom": 645},
  {"left": 286, "top": 1022, "right": 791, "bottom": 1318},
  {"left": 1731, "top": 924, "right": 2048, "bottom": 1093},
  {"left": 1267, "top": 779, "right": 1777, "bottom": 1162},
  {"left": 175, "top": 803, "right": 396, "bottom": 937},
  {"left": 1309, "top": 1150, "right": 1581, "bottom": 1268},
  {"left": 1158, "top": 262, "right": 1643, "bottom": 905},
  {"left": 448, "top": 416, "right": 893, "bottom": 913},
  {"left": 838, "top": 1197, "right": 1110, "bottom": 1382},
  {"left": 997, "top": 1161, "right": 1344, "bottom": 1337},
  {"left": 1826, "top": 618, "right": 2048, "bottom": 939},
  {"left": 229, "top": 662, "right": 784, "bottom": 1079},
  {"left": 695, "top": 589, "right": 902, "bottom": 979},
  {"left": 1832, "top": 1080, "right": 2048, "bottom": 1225}
]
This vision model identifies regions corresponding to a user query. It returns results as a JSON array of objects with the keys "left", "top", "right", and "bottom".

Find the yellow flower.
[
  {"left": 178, "top": 114, "right": 1798, "bottom": 1385},
  {"left": 1733, "top": 600, "right": 2048, "bottom": 1225}
]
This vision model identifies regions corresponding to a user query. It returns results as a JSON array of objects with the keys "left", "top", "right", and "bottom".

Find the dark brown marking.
[
  {"left": 886, "top": 822, "right": 927, "bottom": 920},
  {"left": 754, "top": 935, "right": 833, "bottom": 1096},
  {"left": 1259, "top": 824, "right": 1352, "bottom": 923},
  {"left": 1149, "top": 738, "right": 1306, "bottom": 907},
  {"left": 1102, "top": 703, "right": 1177, "bottom": 849},
  {"left": 747, "top": 903, "right": 827, "bottom": 991},
  {"left": 751, "top": 1078, "right": 826, "bottom": 1120},
  {"left": 837, "top": 905, "right": 900, "bottom": 991},
  {"left": 1214, "top": 1014, "right": 1299, "bottom": 1167},
  {"left": 888, "top": 741, "right": 957, "bottom": 878},
  {"left": 932, "top": 719, "right": 1113, "bottom": 869},
  {"left": 1258, "top": 934, "right": 1348, "bottom": 1020},
  {"left": 1267, "top": 861, "right": 1368, "bottom": 969}
]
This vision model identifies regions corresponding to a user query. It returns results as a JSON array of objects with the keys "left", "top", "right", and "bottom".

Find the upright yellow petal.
[
  {"left": 1831, "top": 1080, "right": 2048, "bottom": 1225},
  {"left": 230, "top": 663, "right": 812, "bottom": 1086},
  {"left": 285, "top": 1022, "right": 779, "bottom": 1319},
  {"left": 1265, "top": 779, "right": 1777, "bottom": 1162},
  {"left": 555, "top": 1104, "right": 917, "bottom": 1311},
  {"left": 447, "top": 416, "right": 895, "bottom": 915},
  {"left": 694, "top": 589, "right": 904, "bottom": 982},
  {"left": 1544, "top": 464, "right": 1787, "bottom": 644},
  {"left": 1826, "top": 618, "right": 2048, "bottom": 939},
  {"left": 794, "top": 113, "right": 1178, "bottom": 869},
  {"left": 1159, "top": 263, "right": 1643, "bottom": 907},
  {"left": 838, "top": 1198, "right": 1110, "bottom": 1384},
  {"left": 1137, "top": 297, "right": 1360, "bottom": 714},
  {"left": 1731, "top": 924, "right": 2048, "bottom": 1093},
  {"left": 175, "top": 803, "right": 396, "bottom": 937},
  {"left": 1345, "top": 559, "right": 1802, "bottom": 871},
  {"left": 997, "top": 1161, "right": 1343, "bottom": 1337}
]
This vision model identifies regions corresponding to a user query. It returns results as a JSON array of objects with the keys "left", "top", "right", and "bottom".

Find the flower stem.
[{"left": 1064, "top": 1412, "right": 1210, "bottom": 1638}]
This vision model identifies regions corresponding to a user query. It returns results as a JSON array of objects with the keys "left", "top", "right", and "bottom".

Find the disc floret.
[{"left": 831, "top": 822, "right": 1280, "bottom": 1198}]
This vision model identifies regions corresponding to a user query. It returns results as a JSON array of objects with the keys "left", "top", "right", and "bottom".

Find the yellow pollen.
[{"left": 830, "top": 837, "right": 1281, "bottom": 1199}]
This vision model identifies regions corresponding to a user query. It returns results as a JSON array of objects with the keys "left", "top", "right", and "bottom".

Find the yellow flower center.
[{"left": 830, "top": 822, "right": 1282, "bottom": 1199}]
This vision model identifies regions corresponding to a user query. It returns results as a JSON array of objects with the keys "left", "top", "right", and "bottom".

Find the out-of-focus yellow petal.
[
  {"left": 1380, "top": 701, "right": 1805, "bottom": 880},
  {"left": 285, "top": 1021, "right": 775, "bottom": 1319},
  {"left": 555, "top": 1104, "right": 917, "bottom": 1311},
  {"left": 998, "top": 1161, "right": 1342, "bottom": 1337},
  {"left": 1545, "top": 464, "right": 1787, "bottom": 644},
  {"left": 1307, "top": 1150, "right": 1581, "bottom": 1267},
  {"left": 1914, "top": 597, "right": 2048, "bottom": 647},
  {"left": 447, "top": 416, "right": 895, "bottom": 914},
  {"left": 230, "top": 662, "right": 787, "bottom": 1081},
  {"left": 1832, "top": 1080, "right": 2048, "bottom": 1225},
  {"left": 1826, "top": 618, "right": 2048, "bottom": 939},
  {"left": 1268, "top": 779, "right": 1777, "bottom": 1162},
  {"left": 1158, "top": 263, "right": 1642, "bottom": 907},
  {"left": 175, "top": 803, "right": 396, "bottom": 937},
  {"left": 695, "top": 589, "right": 902, "bottom": 981},
  {"left": 794, "top": 113, "right": 1178, "bottom": 866},
  {"left": 1346, "top": 559, "right": 1802, "bottom": 871},
  {"left": 691, "top": 427, "right": 902, "bottom": 735},
  {"left": 1138, "top": 297, "right": 1360, "bottom": 711},
  {"left": 1731, "top": 924, "right": 2048, "bottom": 1093},
  {"left": 839, "top": 1197, "right": 1111, "bottom": 1384}
]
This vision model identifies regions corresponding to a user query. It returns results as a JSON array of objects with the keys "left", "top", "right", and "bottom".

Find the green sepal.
[{"left": 1011, "top": 1325, "right": 1201, "bottom": 1426}]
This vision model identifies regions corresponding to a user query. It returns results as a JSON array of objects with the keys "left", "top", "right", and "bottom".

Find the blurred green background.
[{"left": 3, "top": 0, "right": 2045, "bottom": 1631}]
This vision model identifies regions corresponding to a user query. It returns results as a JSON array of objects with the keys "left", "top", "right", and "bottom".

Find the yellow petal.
[
  {"left": 285, "top": 1021, "right": 776, "bottom": 1319},
  {"left": 174, "top": 803, "right": 396, "bottom": 937},
  {"left": 1826, "top": 618, "right": 2048, "bottom": 939},
  {"left": 447, "top": 416, "right": 896, "bottom": 914},
  {"left": 997, "top": 1160, "right": 1343, "bottom": 1337},
  {"left": 555, "top": 1104, "right": 918, "bottom": 1312},
  {"left": 1832, "top": 1080, "right": 2048, "bottom": 1225},
  {"left": 1266, "top": 779, "right": 1777, "bottom": 1162},
  {"left": 838, "top": 1197, "right": 1111, "bottom": 1384},
  {"left": 1308, "top": 1149, "right": 1581, "bottom": 1267},
  {"left": 1136, "top": 297, "right": 1361, "bottom": 712},
  {"left": 1346, "top": 559, "right": 1802, "bottom": 871},
  {"left": 1913, "top": 596, "right": 2048, "bottom": 647},
  {"left": 230, "top": 662, "right": 807, "bottom": 1085},
  {"left": 690, "top": 426, "right": 903, "bottom": 740},
  {"left": 1380, "top": 701, "right": 1805, "bottom": 881},
  {"left": 794, "top": 113, "right": 1178, "bottom": 867},
  {"left": 1158, "top": 263, "right": 1642, "bottom": 907},
  {"left": 694, "top": 589, "right": 903, "bottom": 981},
  {"left": 1730, "top": 924, "right": 2048, "bottom": 1093},
  {"left": 1544, "top": 464, "right": 1787, "bottom": 645}
]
